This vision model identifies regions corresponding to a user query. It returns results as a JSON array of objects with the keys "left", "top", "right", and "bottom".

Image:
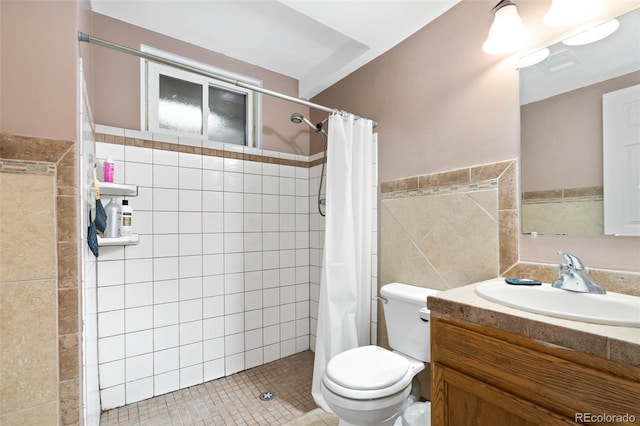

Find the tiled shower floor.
[{"left": 100, "top": 350, "right": 338, "bottom": 425}]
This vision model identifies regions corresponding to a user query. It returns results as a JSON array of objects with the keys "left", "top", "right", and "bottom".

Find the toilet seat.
[
  {"left": 322, "top": 346, "right": 423, "bottom": 400},
  {"left": 326, "top": 346, "right": 410, "bottom": 390}
]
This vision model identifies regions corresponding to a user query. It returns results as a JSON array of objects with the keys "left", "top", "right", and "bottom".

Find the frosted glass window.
[
  {"left": 158, "top": 75, "right": 203, "bottom": 135},
  {"left": 146, "top": 59, "right": 257, "bottom": 147},
  {"left": 208, "top": 86, "right": 247, "bottom": 145}
]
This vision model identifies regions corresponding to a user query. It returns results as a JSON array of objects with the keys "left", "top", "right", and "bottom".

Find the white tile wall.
[
  {"left": 95, "top": 131, "right": 321, "bottom": 409},
  {"left": 81, "top": 75, "right": 101, "bottom": 426},
  {"left": 94, "top": 126, "right": 378, "bottom": 409},
  {"left": 371, "top": 133, "right": 379, "bottom": 345}
]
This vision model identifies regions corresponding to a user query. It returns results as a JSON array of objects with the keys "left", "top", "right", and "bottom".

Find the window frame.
[{"left": 141, "top": 45, "right": 262, "bottom": 148}]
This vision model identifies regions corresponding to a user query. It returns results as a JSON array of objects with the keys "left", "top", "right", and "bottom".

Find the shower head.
[
  {"left": 290, "top": 113, "right": 304, "bottom": 124},
  {"left": 290, "top": 112, "right": 323, "bottom": 133}
]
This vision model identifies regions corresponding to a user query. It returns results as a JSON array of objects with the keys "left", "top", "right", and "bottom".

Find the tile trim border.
[
  {"left": 95, "top": 131, "right": 326, "bottom": 169},
  {"left": 523, "top": 185, "right": 603, "bottom": 204},
  {"left": 380, "top": 160, "right": 514, "bottom": 194},
  {"left": 0, "top": 159, "right": 56, "bottom": 175},
  {"left": 381, "top": 179, "right": 498, "bottom": 199},
  {"left": 523, "top": 185, "right": 603, "bottom": 200}
]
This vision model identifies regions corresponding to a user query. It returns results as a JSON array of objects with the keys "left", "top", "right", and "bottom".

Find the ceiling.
[
  {"left": 520, "top": 7, "right": 640, "bottom": 105},
  {"left": 90, "top": 0, "right": 460, "bottom": 99}
]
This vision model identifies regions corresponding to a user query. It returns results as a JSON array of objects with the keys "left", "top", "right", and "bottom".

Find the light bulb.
[{"left": 483, "top": 3, "right": 528, "bottom": 54}]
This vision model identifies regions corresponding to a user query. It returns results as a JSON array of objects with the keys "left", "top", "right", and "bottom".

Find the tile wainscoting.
[
  {"left": 0, "top": 134, "right": 80, "bottom": 425},
  {"left": 380, "top": 158, "right": 639, "bottom": 298},
  {"left": 380, "top": 159, "right": 519, "bottom": 291}
]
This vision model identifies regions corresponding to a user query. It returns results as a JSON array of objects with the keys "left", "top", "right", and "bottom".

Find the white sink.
[{"left": 475, "top": 279, "right": 640, "bottom": 327}]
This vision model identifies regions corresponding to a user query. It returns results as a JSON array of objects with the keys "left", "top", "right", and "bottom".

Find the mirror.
[{"left": 519, "top": 8, "right": 640, "bottom": 236}]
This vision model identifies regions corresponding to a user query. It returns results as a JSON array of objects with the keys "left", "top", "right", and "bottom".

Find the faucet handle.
[{"left": 557, "top": 252, "right": 584, "bottom": 270}]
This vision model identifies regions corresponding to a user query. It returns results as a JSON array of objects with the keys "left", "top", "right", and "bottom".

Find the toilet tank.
[{"left": 380, "top": 283, "right": 439, "bottom": 362}]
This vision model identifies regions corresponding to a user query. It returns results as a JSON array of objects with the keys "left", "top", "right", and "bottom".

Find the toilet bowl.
[
  {"left": 321, "top": 345, "right": 424, "bottom": 426},
  {"left": 320, "top": 283, "right": 439, "bottom": 426},
  {"left": 401, "top": 401, "right": 431, "bottom": 426}
]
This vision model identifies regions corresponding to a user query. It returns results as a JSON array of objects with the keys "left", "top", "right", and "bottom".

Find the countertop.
[{"left": 427, "top": 279, "right": 640, "bottom": 369}]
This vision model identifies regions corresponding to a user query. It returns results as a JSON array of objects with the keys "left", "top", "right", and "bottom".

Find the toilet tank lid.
[{"left": 380, "top": 283, "right": 440, "bottom": 304}]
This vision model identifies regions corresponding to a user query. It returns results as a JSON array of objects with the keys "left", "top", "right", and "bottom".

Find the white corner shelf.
[
  {"left": 97, "top": 234, "right": 140, "bottom": 246},
  {"left": 98, "top": 182, "right": 138, "bottom": 197}
]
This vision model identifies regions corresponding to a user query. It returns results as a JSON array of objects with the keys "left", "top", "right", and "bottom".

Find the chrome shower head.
[
  {"left": 290, "top": 112, "right": 319, "bottom": 132},
  {"left": 290, "top": 113, "right": 304, "bottom": 124}
]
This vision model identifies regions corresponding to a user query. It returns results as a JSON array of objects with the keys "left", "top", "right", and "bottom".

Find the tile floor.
[{"left": 99, "top": 351, "right": 339, "bottom": 426}]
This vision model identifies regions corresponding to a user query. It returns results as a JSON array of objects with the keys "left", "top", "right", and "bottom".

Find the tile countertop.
[{"left": 427, "top": 279, "right": 640, "bottom": 369}]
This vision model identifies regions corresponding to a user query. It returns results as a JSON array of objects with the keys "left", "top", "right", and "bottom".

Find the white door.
[{"left": 603, "top": 84, "right": 640, "bottom": 236}]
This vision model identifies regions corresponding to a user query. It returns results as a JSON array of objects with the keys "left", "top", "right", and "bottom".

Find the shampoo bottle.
[
  {"left": 104, "top": 198, "right": 122, "bottom": 238},
  {"left": 120, "top": 199, "right": 133, "bottom": 236},
  {"left": 103, "top": 157, "right": 114, "bottom": 183}
]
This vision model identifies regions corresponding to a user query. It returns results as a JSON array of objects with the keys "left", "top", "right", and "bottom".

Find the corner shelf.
[
  {"left": 97, "top": 234, "right": 140, "bottom": 246},
  {"left": 93, "top": 182, "right": 139, "bottom": 247},
  {"left": 98, "top": 182, "right": 138, "bottom": 197}
]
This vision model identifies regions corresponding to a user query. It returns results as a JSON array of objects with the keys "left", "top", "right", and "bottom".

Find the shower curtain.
[{"left": 311, "top": 113, "right": 374, "bottom": 412}]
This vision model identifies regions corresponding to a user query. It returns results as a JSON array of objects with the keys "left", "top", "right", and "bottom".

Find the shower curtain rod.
[{"left": 78, "top": 32, "right": 377, "bottom": 127}]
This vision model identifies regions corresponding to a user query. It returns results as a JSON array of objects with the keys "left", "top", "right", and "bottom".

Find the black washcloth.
[
  {"left": 95, "top": 198, "right": 107, "bottom": 234},
  {"left": 88, "top": 221, "right": 99, "bottom": 257}
]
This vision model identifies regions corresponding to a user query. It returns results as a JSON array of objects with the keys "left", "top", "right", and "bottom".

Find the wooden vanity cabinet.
[{"left": 430, "top": 314, "right": 640, "bottom": 426}]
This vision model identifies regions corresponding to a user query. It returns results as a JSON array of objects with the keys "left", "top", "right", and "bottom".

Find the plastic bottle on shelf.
[
  {"left": 104, "top": 198, "right": 122, "bottom": 238},
  {"left": 103, "top": 157, "right": 114, "bottom": 183},
  {"left": 120, "top": 199, "right": 133, "bottom": 236}
]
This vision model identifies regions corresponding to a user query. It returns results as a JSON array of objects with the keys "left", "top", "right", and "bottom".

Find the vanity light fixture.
[
  {"left": 517, "top": 48, "right": 550, "bottom": 69},
  {"left": 543, "top": 0, "right": 604, "bottom": 27},
  {"left": 482, "top": 0, "right": 528, "bottom": 54},
  {"left": 562, "top": 19, "right": 620, "bottom": 46}
]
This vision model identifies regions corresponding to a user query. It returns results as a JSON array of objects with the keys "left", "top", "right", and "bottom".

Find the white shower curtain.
[{"left": 311, "top": 113, "right": 374, "bottom": 412}]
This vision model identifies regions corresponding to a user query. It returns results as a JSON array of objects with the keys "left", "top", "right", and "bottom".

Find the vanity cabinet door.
[{"left": 431, "top": 362, "right": 573, "bottom": 425}]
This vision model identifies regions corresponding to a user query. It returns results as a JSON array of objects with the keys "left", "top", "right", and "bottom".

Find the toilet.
[{"left": 320, "top": 283, "right": 438, "bottom": 426}]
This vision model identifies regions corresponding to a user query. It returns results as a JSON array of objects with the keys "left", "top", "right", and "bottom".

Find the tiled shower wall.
[
  {"left": 94, "top": 126, "right": 317, "bottom": 409},
  {"left": 308, "top": 162, "right": 325, "bottom": 352},
  {"left": 79, "top": 67, "right": 102, "bottom": 425}
]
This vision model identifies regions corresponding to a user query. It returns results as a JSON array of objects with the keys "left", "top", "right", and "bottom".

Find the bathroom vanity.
[{"left": 427, "top": 282, "right": 640, "bottom": 425}]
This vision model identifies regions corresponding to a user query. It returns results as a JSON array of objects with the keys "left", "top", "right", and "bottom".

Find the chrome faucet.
[{"left": 552, "top": 252, "right": 606, "bottom": 294}]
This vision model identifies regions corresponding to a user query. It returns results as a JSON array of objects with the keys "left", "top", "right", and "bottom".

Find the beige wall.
[
  {"left": 91, "top": 13, "right": 311, "bottom": 155},
  {"left": 0, "top": 1, "right": 78, "bottom": 141},
  {"left": 312, "top": 0, "right": 639, "bottom": 272},
  {"left": 79, "top": 0, "right": 94, "bottom": 113},
  {"left": 311, "top": 1, "right": 520, "bottom": 178},
  {"left": 521, "top": 71, "right": 640, "bottom": 192}
]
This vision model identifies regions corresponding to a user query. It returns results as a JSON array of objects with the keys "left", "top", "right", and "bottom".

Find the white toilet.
[{"left": 320, "top": 283, "right": 438, "bottom": 426}]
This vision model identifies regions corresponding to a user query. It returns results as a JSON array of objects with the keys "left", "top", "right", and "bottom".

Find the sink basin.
[{"left": 475, "top": 279, "right": 640, "bottom": 327}]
